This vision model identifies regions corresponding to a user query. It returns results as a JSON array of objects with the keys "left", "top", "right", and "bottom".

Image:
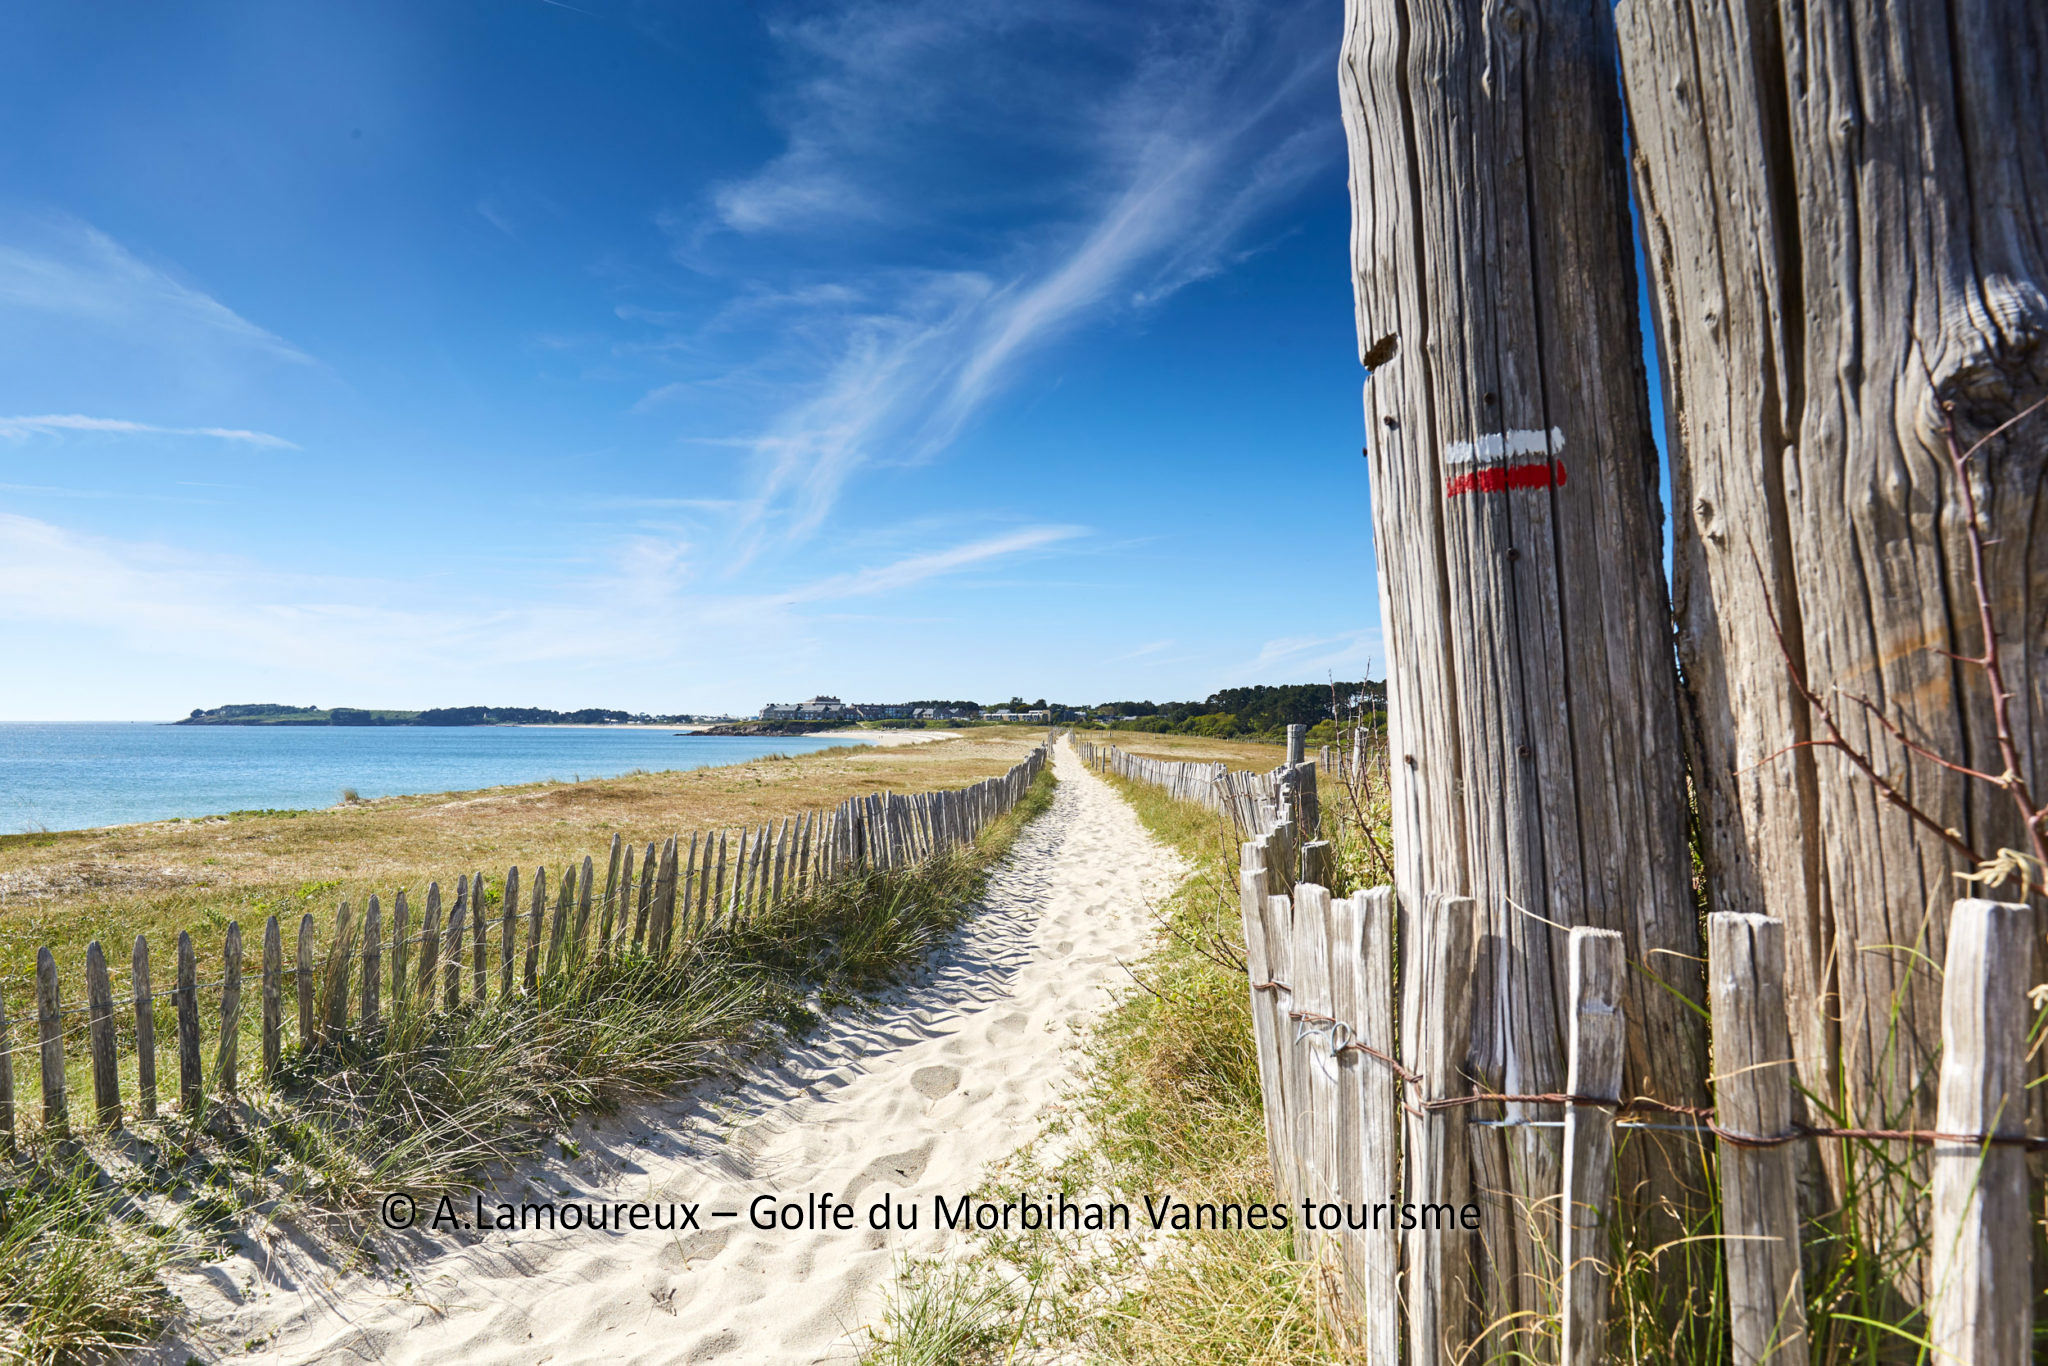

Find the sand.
[
  {"left": 808, "top": 727, "right": 961, "bottom": 747},
  {"left": 162, "top": 740, "right": 1181, "bottom": 1365}
]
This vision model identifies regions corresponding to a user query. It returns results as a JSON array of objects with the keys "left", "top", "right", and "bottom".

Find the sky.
[{"left": 1, "top": 2, "right": 1383, "bottom": 719}]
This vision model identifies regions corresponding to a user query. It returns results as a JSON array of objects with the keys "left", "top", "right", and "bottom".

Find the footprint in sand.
[
  {"left": 987, "top": 1011, "right": 1028, "bottom": 1039},
  {"left": 910, "top": 1064, "right": 961, "bottom": 1099}
]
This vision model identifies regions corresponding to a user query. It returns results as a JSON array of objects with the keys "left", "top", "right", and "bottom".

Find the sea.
[{"left": 0, "top": 723, "right": 871, "bottom": 835}]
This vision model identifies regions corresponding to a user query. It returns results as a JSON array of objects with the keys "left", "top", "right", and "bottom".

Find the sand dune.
[{"left": 163, "top": 740, "right": 1181, "bottom": 1364}]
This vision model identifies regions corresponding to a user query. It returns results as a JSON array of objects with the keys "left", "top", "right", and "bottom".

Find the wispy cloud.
[
  {"left": 0, "top": 414, "right": 297, "bottom": 449},
  {"left": 773, "top": 524, "right": 1083, "bottom": 604},
  {"left": 0, "top": 214, "right": 313, "bottom": 366},
  {"left": 664, "top": 0, "right": 1338, "bottom": 548}
]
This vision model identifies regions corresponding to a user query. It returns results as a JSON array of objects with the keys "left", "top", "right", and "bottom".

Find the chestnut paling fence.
[
  {"left": 1080, "top": 728, "right": 2037, "bottom": 1366},
  {"left": 0, "top": 745, "right": 1047, "bottom": 1147}
]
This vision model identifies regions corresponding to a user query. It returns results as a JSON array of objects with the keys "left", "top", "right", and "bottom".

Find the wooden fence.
[
  {"left": 0, "top": 745, "right": 1047, "bottom": 1151},
  {"left": 1089, "top": 729, "right": 2038, "bottom": 1366}
]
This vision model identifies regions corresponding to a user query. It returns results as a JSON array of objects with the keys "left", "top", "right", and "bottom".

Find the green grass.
[
  {"left": 861, "top": 764, "right": 1365, "bottom": 1365},
  {"left": 0, "top": 766, "right": 1057, "bottom": 1360}
]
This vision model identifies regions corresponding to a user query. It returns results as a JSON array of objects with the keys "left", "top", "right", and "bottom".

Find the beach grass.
[
  {"left": 0, "top": 749, "right": 1056, "bottom": 1361},
  {"left": 861, "top": 757, "right": 1368, "bottom": 1364},
  {"left": 0, "top": 727, "right": 1050, "bottom": 998}
]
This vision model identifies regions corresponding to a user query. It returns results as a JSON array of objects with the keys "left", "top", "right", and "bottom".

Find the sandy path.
[{"left": 166, "top": 741, "right": 1180, "bottom": 1365}]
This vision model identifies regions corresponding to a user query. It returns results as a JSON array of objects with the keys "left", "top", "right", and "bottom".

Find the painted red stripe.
[{"left": 1445, "top": 458, "right": 1567, "bottom": 499}]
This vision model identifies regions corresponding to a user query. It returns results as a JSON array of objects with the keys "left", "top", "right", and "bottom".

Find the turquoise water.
[{"left": 0, "top": 724, "right": 870, "bottom": 835}]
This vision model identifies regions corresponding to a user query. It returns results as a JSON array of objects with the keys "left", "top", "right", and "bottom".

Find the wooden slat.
[
  {"left": 610, "top": 846, "right": 634, "bottom": 956},
  {"left": 1291, "top": 882, "right": 1337, "bottom": 1268},
  {"left": 1402, "top": 892, "right": 1477, "bottom": 1365},
  {"left": 680, "top": 833, "right": 701, "bottom": 941},
  {"left": 444, "top": 881, "right": 468, "bottom": 1009},
  {"left": 420, "top": 882, "right": 444, "bottom": 1003},
  {"left": 85, "top": 941, "right": 121, "bottom": 1128},
  {"left": 712, "top": 830, "right": 730, "bottom": 925},
  {"left": 572, "top": 854, "right": 595, "bottom": 964},
  {"left": 176, "top": 932, "right": 200, "bottom": 1114},
  {"left": 36, "top": 947, "right": 66, "bottom": 1135},
  {"left": 1354, "top": 887, "right": 1399, "bottom": 1366},
  {"left": 1707, "top": 913, "right": 1807, "bottom": 1365},
  {"left": 215, "top": 921, "right": 243, "bottom": 1096},
  {"left": 262, "top": 916, "right": 282, "bottom": 1080},
  {"left": 1560, "top": 927, "right": 1625, "bottom": 1366},
  {"left": 362, "top": 894, "right": 382, "bottom": 1029},
  {"left": 473, "top": 871, "right": 489, "bottom": 999},
  {"left": 133, "top": 933, "right": 158, "bottom": 1120},
  {"left": 0, "top": 990, "right": 14, "bottom": 1154},
  {"left": 1929, "top": 898, "right": 2033, "bottom": 1365},
  {"left": 545, "top": 864, "right": 572, "bottom": 979},
  {"left": 390, "top": 891, "right": 410, "bottom": 1008},
  {"left": 597, "top": 837, "right": 622, "bottom": 961},
  {"left": 297, "top": 912, "right": 319, "bottom": 1044},
  {"left": 323, "top": 901, "right": 354, "bottom": 1035},
  {"left": 523, "top": 866, "right": 544, "bottom": 989},
  {"left": 499, "top": 867, "right": 520, "bottom": 998},
  {"left": 646, "top": 837, "right": 675, "bottom": 955},
  {"left": 631, "top": 843, "right": 654, "bottom": 948}
]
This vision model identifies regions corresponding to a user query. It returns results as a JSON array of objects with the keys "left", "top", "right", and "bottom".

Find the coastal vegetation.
[
  {"left": 863, "top": 732, "right": 1380, "bottom": 1365},
  {"left": 177, "top": 703, "right": 697, "bottom": 726},
  {"left": 1071, "top": 682, "right": 1383, "bottom": 744},
  {"left": 0, "top": 733, "right": 1055, "bottom": 1361}
]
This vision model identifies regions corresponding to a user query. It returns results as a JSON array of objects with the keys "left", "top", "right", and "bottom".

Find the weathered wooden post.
[
  {"left": 0, "top": 992, "right": 14, "bottom": 1154},
  {"left": 1708, "top": 912, "right": 1807, "bottom": 1365},
  {"left": 1559, "top": 927, "right": 1624, "bottom": 1365},
  {"left": 132, "top": 934, "right": 157, "bottom": 1120},
  {"left": 523, "top": 867, "right": 545, "bottom": 990},
  {"left": 1928, "top": 898, "right": 2032, "bottom": 1364},
  {"left": 499, "top": 867, "right": 519, "bottom": 998},
  {"left": 362, "top": 895, "right": 382, "bottom": 1028},
  {"left": 1614, "top": 0, "right": 2048, "bottom": 1273},
  {"left": 36, "top": 948, "right": 65, "bottom": 1136},
  {"left": 176, "top": 932, "right": 200, "bottom": 1112},
  {"left": 85, "top": 941, "right": 121, "bottom": 1128},
  {"left": 1339, "top": 0, "right": 1708, "bottom": 1327},
  {"left": 1402, "top": 893, "right": 1477, "bottom": 1364},
  {"left": 215, "top": 921, "right": 242, "bottom": 1097},
  {"left": 262, "top": 917, "right": 282, "bottom": 1080}
]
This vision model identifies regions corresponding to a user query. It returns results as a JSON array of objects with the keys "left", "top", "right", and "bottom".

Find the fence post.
[
  {"left": 1293, "top": 882, "right": 1339, "bottom": 1270},
  {"left": 500, "top": 867, "right": 519, "bottom": 998},
  {"left": 1929, "top": 898, "right": 2032, "bottom": 1366},
  {"left": 391, "top": 892, "right": 411, "bottom": 1009},
  {"left": 545, "top": 866, "right": 572, "bottom": 978},
  {"left": 474, "top": 871, "right": 490, "bottom": 1000},
  {"left": 362, "top": 895, "right": 382, "bottom": 1029},
  {"left": 85, "top": 941, "right": 121, "bottom": 1128},
  {"left": 0, "top": 991, "right": 13, "bottom": 1154},
  {"left": 633, "top": 844, "right": 655, "bottom": 948},
  {"left": 36, "top": 948, "right": 65, "bottom": 1136},
  {"left": 1353, "top": 887, "right": 1400, "bottom": 1365},
  {"left": 176, "top": 931, "right": 200, "bottom": 1113},
  {"left": 215, "top": 921, "right": 243, "bottom": 1097},
  {"left": 572, "top": 854, "right": 595, "bottom": 962},
  {"left": 1560, "top": 927, "right": 1624, "bottom": 1366},
  {"left": 1707, "top": 912, "right": 1807, "bottom": 1365},
  {"left": 444, "top": 884, "right": 467, "bottom": 1010},
  {"left": 1402, "top": 892, "right": 1477, "bottom": 1365},
  {"left": 524, "top": 867, "right": 545, "bottom": 989},
  {"left": 262, "top": 916, "right": 282, "bottom": 1080},
  {"left": 598, "top": 837, "right": 622, "bottom": 961},
  {"left": 421, "top": 883, "right": 444, "bottom": 1003},
  {"left": 1239, "top": 841, "right": 1293, "bottom": 1209},
  {"left": 323, "top": 901, "right": 354, "bottom": 1035},
  {"left": 132, "top": 934, "right": 158, "bottom": 1120}
]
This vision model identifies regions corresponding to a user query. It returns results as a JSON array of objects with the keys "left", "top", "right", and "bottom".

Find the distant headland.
[{"left": 175, "top": 703, "right": 700, "bottom": 727}]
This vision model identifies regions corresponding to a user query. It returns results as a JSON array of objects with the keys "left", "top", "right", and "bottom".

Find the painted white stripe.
[{"left": 1444, "top": 426, "right": 1564, "bottom": 468}]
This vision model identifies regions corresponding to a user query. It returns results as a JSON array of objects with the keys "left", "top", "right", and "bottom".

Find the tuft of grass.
[
  {"left": 0, "top": 1153, "right": 187, "bottom": 1365},
  {"left": 859, "top": 1257, "right": 1019, "bottom": 1366}
]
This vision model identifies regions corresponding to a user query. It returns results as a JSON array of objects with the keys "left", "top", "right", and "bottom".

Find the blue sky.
[{"left": 0, "top": 1, "right": 1381, "bottom": 719}]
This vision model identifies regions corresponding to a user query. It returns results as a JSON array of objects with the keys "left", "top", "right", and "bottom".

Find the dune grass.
[
  {"left": 862, "top": 761, "right": 1368, "bottom": 1365},
  {"left": 0, "top": 727, "right": 1050, "bottom": 994},
  {"left": 0, "top": 764, "right": 1056, "bottom": 1362}
]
